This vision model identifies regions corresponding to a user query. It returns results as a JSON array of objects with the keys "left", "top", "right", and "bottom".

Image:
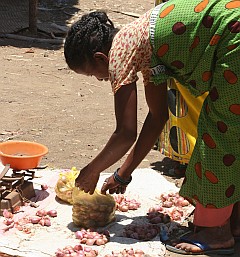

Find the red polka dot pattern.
[
  {"left": 229, "top": 104, "right": 240, "bottom": 115},
  {"left": 189, "top": 36, "right": 200, "bottom": 52},
  {"left": 172, "top": 22, "right": 186, "bottom": 35},
  {"left": 194, "top": 0, "right": 209, "bottom": 13},
  {"left": 202, "top": 71, "right": 212, "bottom": 82},
  {"left": 217, "top": 121, "right": 228, "bottom": 133},
  {"left": 225, "top": 184, "right": 235, "bottom": 198},
  {"left": 205, "top": 103, "right": 210, "bottom": 114},
  {"left": 223, "top": 70, "right": 238, "bottom": 84},
  {"left": 209, "top": 34, "right": 221, "bottom": 46},
  {"left": 202, "top": 133, "right": 216, "bottom": 149},
  {"left": 228, "top": 20, "right": 240, "bottom": 33},
  {"left": 202, "top": 15, "right": 214, "bottom": 28},
  {"left": 195, "top": 162, "right": 202, "bottom": 179},
  {"left": 157, "top": 44, "right": 169, "bottom": 57},
  {"left": 171, "top": 60, "right": 184, "bottom": 69},
  {"left": 159, "top": 4, "right": 175, "bottom": 18},
  {"left": 189, "top": 80, "right": 197, "bottom": 88},
  {"left": 205, "top": 170, "right": 219, "bottom": 184},
  {"left": 209, "top": 86, "right": 219, "bottom": 101},
  {"left": 223, "top": 154, "right": 236, "bottom": 166},
  {"left": 225, "top": 1, "right": 240, "bottom": 9},
  {"left": 227, "top": 44, "right": 237, "bottom": 50}
]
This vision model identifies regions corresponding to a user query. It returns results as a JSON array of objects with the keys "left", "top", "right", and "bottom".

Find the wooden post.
[{"left": 29, "top": 0, "right": 38, "bottom": 34}]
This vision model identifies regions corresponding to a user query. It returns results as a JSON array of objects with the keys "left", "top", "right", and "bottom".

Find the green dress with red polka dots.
[{"left": 150, "top": 0, "right": 240, "bottom": 208}]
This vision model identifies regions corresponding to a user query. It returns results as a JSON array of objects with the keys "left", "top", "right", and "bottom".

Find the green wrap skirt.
[{"left": 150, "top": 0, "right": 240, "bottom": 208}]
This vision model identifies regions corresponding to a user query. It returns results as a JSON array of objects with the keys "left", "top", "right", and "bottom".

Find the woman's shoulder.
[
  {"left": 109, "top": 9, "right": 153, "bottom": 93},
  {"left": 112, "top": 9, "right": 152, "bottom": 48}
]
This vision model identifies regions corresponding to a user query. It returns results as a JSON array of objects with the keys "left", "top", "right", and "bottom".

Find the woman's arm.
[
  {"left": 119, "top": 81, "right": 169, "bottom": 178},
  {"left": 75, "top": 82, "right": 138, "bottom": 194},
  {"left": 90, "top": 82, "right": 138, "bottom": 171},
  {"left": 101, "top": 81, "right": 169, "bottom": 194}
]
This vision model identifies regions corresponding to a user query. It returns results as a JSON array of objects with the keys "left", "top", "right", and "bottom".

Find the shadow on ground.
[{"left": 151, "top": 157, "right": 179, "bottom": 174}]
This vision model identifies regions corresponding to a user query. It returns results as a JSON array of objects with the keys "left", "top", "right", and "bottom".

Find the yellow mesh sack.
[
  {"left": 72, "top": 187, "right": 116, "bottom": 228},
  {"left": 55, "top": 167, "right": 80, "bottom": 204}
]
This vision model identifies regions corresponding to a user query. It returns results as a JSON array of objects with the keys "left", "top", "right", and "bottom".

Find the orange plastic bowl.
[{"left": 0, "top": 141, "right": 48, "bottom": 170}]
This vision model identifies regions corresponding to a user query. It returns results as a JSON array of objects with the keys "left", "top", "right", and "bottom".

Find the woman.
[{"left": 64, "top": 0, "right": 240, "bottom": 254}]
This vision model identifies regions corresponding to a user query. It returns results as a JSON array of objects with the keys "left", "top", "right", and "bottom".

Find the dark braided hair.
[{"left": 64, "top": 11, "right": 119, "bottom": 70}]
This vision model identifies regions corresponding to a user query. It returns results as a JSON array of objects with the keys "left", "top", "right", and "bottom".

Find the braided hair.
[{"left": 64, "top": 11, "right": 119, "bottom": 70}]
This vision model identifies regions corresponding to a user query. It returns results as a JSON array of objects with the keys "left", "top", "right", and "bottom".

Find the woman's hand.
[
  {"left": 75, "top": 166, "right": 100, "bottom": 194},
  {"left": 101, "top": 174, "right": 127, "bottom": 195}
]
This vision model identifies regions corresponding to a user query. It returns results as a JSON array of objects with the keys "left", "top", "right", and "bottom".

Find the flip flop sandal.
[{"left": 166, "top": 238, "right": 235, "bottom": 255}]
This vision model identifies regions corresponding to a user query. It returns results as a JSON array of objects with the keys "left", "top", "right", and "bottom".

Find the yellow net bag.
[
  {"left": 72, "top": 187, "right": 116, "bottom": 228},
  {"left": 55, "top": 167, "right": 80, "bottom": 204}
]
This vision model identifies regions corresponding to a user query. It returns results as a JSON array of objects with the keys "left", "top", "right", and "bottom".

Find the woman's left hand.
[{"left": 101, "top": 174, "right": 127, "bottom": 195}]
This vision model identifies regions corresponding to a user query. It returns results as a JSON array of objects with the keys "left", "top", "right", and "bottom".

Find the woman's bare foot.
[
  {"left": 231, "top": 202, "right": 240, "bottom": 237},
  {"left": 174, "top": 221, "right": 234, "bottom": 254}
]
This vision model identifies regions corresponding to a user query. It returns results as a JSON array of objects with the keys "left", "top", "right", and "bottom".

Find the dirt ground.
[
  {"left": 0, "top": 0, "right": 239, "bottom": 256},
  {"left": 0, "top": 0, "right": 165, "bottom": 172}
]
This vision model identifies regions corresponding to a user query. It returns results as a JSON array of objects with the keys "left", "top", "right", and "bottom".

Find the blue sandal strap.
[{"left": 181, "top": 238, "right": 211, "bottom": 251}]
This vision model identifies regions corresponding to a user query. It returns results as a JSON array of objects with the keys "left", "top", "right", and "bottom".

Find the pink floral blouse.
[{"left": 108, "top": 10, "right": 153, "bottom": 93}]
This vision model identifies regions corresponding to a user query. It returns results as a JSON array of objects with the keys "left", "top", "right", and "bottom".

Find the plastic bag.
[
  {"left": 72, "top": 187, "right": 116, "bottom": 228},
  {"left": 55, "top": 167, "right": 80, "bottom": 204}
]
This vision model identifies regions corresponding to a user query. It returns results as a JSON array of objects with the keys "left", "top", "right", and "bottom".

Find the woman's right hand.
[{"left": 75, "top": 166, "right": 100, "bottom": 195}]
